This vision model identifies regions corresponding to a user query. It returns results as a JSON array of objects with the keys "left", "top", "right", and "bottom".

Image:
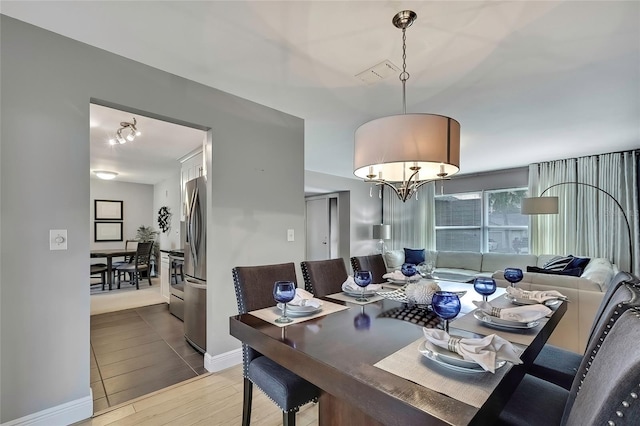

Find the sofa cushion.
[
  {"left": 581, "top": 258, "right": 615, "bottom": 291},
  {"left": 384, "top": 250, "right": 405, "bottom": 271},
  {"left": 481, "top": 253, "right": 538, "bottom": 273},
  {"left": 436, "top": 251, "right": 482, "bottom": 271},
  {"left": 404, "top": 248, "right": 425, "bottom": 265}
]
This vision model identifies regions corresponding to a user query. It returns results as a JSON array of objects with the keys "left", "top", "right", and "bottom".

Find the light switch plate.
[
  {"left": 287, "top": 229, "right": 295, "bottom": 242},
  {"left": 50, "top": 229, "right": 67, "bottom": 250}
]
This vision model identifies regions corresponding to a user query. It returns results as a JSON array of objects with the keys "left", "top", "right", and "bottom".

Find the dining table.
[
  {"left": 90, "top": 248, "right": 136, "bottom": 290},
  {"left": 229, "top": 280, "right": 567, "bottom": 425}
]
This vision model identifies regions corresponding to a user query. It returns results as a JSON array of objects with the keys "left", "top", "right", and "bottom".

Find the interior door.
[{"left": 306, "top": 198, "right": 330, "bottom": 261}]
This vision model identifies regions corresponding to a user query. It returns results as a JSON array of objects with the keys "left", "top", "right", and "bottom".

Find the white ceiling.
[
  {"left": 90, "top": 104, "right": 205, "bottom": 185},
  {"left": 3, "top": 1, "right": 639, "bottom": 184}
]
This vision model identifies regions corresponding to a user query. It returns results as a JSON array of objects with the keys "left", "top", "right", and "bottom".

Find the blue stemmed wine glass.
[
  {"left": 273, "top": 281, "right": 296, "bottom": 324},
  {"left": 401, "top": 263, "right": 418, "bottom": 283},
  {"left": 354, "top": 306, "right": 371, "bottom": 331},
  {"left": 473, "top": 277, "right": 497, "bottom": 302},
  {"left": 504, "top": 268, "right": 524, "bottom": 287},
  {"left": 431, "top": 291, "right": 461, "bottom": 333},
  {"left": 354, "top": 271, "right": 372, "bottom": 302}
]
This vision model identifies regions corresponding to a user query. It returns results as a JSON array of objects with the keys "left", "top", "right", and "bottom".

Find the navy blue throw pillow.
[
  {"left": 567, "top": 256, "right": 590, "bottom": 272},
  {"left": 527, "top": 266, "right": 582, "bottom": 277},
  {"left": 404, "top": 248, "right": 425, "bottom": 265}
]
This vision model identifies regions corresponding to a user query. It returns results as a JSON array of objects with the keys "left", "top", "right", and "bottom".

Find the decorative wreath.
[{"left": 157, "top": 206, "right": 172, "bottom": 233}]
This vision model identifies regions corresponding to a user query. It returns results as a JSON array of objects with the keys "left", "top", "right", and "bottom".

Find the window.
[{"left": 435, "top": 188, "right": 529, "bottom": 253}]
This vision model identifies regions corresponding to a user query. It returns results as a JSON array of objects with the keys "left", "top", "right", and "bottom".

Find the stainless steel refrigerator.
[{"left": 183, "top": 176, "right": 207, "bottom": 353}]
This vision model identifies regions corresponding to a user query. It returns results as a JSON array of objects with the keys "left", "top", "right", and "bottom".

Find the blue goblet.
[
  {"left": 431, "top": 291, "right": 461, "bottom": 333},
  {"left": 273, "top": 281, "right": 296, "bottom": 324},
  {"left": 401, "top": 263, "right": 419, "bottom": 284},
  {"left": 354, "top": 271, "right": 372, "bottom": 302},
  {"left": 504, "top": 268, "right": 524, "bottom": 287},
  {"left": 473, "top": 277, "right": 497, "bottom": 302}
]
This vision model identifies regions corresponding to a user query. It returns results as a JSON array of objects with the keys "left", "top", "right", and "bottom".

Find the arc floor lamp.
[{"left": 521, "top": 181, "right": 633, "bottom": 273}]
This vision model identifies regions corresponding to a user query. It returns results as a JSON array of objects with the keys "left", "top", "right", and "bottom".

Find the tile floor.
[{"left": 90, "top": 303, "right": 205, "bottom": 412}]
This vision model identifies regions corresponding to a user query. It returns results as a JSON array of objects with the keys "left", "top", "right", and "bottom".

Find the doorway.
[
  {"left": 89, "top": 101, "right": 209, "bottom": 413},
  {"left": 305, "top": 192, "right": 350, "bottom": 265}
]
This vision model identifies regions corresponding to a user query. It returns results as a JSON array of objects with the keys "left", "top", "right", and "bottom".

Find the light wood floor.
[{"left": 75, "top": 364, "right": 319, "bottom": 425}]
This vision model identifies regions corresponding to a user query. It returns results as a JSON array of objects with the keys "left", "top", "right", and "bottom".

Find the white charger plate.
[
  {"left": 505, "top": 294, "right": 561, "bottom": 308},
  {"left": 343, "top": 289, "right": 377, "bottom": 297},
  {"left": 387, "top": 278, "right": 408, "bottom": 284},
  {"left": 473, "top": 310, "right": 540, "bottom": 329},
  {"left": 277, "top": 302, "right": 323, "bottom": 317},
  {"left": 418, "top": 340, "right": 505, "bottom": 373}
]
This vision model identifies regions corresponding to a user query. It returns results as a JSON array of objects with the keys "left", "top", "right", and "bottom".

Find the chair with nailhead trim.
[
  {"left": 497, "top": 295, "right": 640, "bottom": 425},
  {"left": 232, "top": 262, "right": 319, "bottom": 426},
  {"left": 350, "top": 254, "right": 387, "bottom": 284},
  {"left": 301, "top": 258, "right": 348, "bottom": 298},
  {"left": 529, "top": 272, "right": 639, "bottom": 389}
]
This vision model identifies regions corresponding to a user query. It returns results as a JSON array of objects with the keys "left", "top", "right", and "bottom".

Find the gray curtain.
[
  {"left": 383, "top": 182, "right": 436, "bottom": 251},
  {"left": 529, "top": 150, "right": 639, "bottom": 274}
]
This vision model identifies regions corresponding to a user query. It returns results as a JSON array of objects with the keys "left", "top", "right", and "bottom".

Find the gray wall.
[
  {"left": 0, "top": 16, "right": 305, "bottom": 423},
  {"left": 439, "top": 167, "right": 529, "bottom": 194},
  {"left": 305, "top": 171, "right": 381, "bottom": 260},
  {"left": 90, "top": 179, "right": 155, "bottom": 249}
]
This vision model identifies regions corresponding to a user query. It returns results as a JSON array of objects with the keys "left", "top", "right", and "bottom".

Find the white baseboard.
[
  {"left": 2, "top": 393, "right": 93, "bottom": 426},
  {"left": 204, "top": 348, "right": 242, "bottom": 372}
]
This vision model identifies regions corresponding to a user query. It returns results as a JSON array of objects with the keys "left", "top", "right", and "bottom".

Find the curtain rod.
[{"left": 533, "top": 149, "right": 638, "bottom": 169}]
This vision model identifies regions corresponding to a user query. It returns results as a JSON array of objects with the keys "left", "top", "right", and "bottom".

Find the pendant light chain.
[{"left": 400, "top": 28, "right": 409, "bottom": 114}]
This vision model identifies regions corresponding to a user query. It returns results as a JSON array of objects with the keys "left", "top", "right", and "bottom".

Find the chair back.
[
  {"left": 586, "top": 271, "right": 635, "bottom": 344},
  {"left": 232, "top": 262, "right": 298, "bottom": 375},
  {"left": 134, "top": 241, "right": 153, "bottom": 268},
  {"left": 124, "top": 239, "right": 139, "bottom": 262},
  {"left": 301, "top": 258, "right": 348, "bottom": 298},
  {"left": 562, "top": 306, "right": 640, "bottom": 425},
  {"left": 350, "top": 254, "right": 387, "bottom": 284}
]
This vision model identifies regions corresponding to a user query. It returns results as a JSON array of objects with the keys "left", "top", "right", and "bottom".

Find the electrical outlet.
[
  {"left": 50, "top": 229, "right": 67, "bottom": 250},
  {"left": 287, "top": 229, "right": 295, "bottom": 242}
]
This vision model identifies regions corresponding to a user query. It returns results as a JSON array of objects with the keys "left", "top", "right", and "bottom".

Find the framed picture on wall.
[
  {"left": 95, "top": 222, "right": 123, "bottom": 242},
  {"left": 94, "top": 199, "right": 123, "bottom": 221}
]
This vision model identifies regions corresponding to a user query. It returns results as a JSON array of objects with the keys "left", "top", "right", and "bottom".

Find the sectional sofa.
[{"left": 383, "top": 249, "right": 618, "bottom": 353}]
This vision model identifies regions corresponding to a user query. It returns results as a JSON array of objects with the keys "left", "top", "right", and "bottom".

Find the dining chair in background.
[
  {"left": 90, "top": 263, "right": 108, "bottom": 290},
  {"left": 350, "top": 254, "right": 387, "bottom": 284},
  {"left": 301, "top": 258, "right": 348, "bottom": 298},
  {"left": 111, "top": 239, "right": 139, "bottom": 283},
  {"left": 498, "top": 305, "right": 640, "bottom": 425},
  {"left": 528, "top": 272, "right": 639, "bottom": 389},
  {"left": 115, "top": 241, "right": 153, "bottom": 290},
  {"left": 232, "top": 262, "right": 319, "bottom": 426}
]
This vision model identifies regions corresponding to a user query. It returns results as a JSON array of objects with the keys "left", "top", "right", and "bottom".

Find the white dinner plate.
[
  {"left": 505, "top": 294, "right": 561, "bottom": 308},
  {"left": 387, "top": 278, "right": 408, "bottom": 284},
  {"left": 276, "top": 303, "right": 322, "bottom": 317},
  {"left": 418, "top": 340, "right": 505, "bottom": 373},
  {"left": 473, "top": 310, "right": 540, "bottom": 329}
]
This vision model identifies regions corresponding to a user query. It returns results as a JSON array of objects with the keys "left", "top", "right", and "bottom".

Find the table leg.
[{"left": 107, "top": 257, "right": 112, "bottom": 291}]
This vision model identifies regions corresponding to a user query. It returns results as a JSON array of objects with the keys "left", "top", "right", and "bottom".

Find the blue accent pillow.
[
  {"left": 527, "top": 266, "right": 583, "bottom": 277},
  {"left": 567, "top": 256, "right": 590, "bottom": 272},
  {"left": 404, "top": 248, "right": 425, "bottom": 265}
]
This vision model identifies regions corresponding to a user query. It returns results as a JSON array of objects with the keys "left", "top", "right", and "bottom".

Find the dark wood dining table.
[
  {"left": 90, "top": 248, "right": 136, "bottom": 290},
  {"left": 229, "top": 282, "right": 567, "bottom": 425}
]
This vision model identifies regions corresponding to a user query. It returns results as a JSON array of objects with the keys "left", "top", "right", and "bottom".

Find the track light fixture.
[{"left": 109, "top": 117, "right": 142, "bottom": 145}]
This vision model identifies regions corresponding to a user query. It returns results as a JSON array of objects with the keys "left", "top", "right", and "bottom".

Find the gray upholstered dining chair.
[
  {"left": 528, "top": 271, "right": 639, "bottom": 389},
  {"left": 350, "top": 254, "right": 388, "bottom": 284},
  {"left": 232, "top": 262, "right": 319, "bottom": 426},
  {"left": 497, "top": 305, "right": 640, "bottom": 425},
  {"left": 301, "top": 258, "right": 348, "bottom": 298},
  {"left": 115, "top": 241, "right": 153, "bottom": 289}
]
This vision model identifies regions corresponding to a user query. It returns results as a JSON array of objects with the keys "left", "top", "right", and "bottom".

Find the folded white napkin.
[
  {"left": 342, "top": 276, "right": 383, "bottom": 293},
  {"left": 383, "top": 270, "right": 407, "bottom": 281},
  {"left": 423, "top": 328, "right": 522, "bottom": 373},
  {"left": 473, "top": 301, "right": 551, "bottom": 322},
  {"left": 288, "top": 288, "right": 322, "bottom": 308},
  {"left": 506, "top": 286, "right": 567, "bottom": 303}
]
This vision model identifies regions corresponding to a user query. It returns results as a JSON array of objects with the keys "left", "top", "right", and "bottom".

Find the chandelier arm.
[{"left": 539, "top": 181, "right": 633, "bottom": 272}]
